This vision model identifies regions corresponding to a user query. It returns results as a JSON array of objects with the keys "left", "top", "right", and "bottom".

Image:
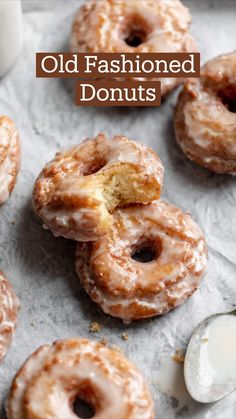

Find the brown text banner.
[
  {"left": 36, "top": 52, "right": 200, "bottom": 78},
  {"left": 75, "top": 80, "right": 161, "bottom": 107}
]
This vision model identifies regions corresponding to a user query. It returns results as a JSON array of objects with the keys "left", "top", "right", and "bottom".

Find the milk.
[
  {"left": 0, "top": 0, "right": 22, "bottom": 77},
  {"left": 157, "top": 355, "right": 192, "bottom": 409},
  {"left": 184, "top": 313, "right": 236, "bottom": 403},
  {"left": 203, "top": 314, "right": 236, "bottom": 381}
]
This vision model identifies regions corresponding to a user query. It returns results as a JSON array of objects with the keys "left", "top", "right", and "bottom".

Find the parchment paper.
[{"left": 0, "top": 1, "right": 236, "bottom": 418}]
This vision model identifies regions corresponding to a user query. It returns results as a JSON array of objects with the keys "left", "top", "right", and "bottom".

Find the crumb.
[
  {"left": 201, "top": 337, "right": 208, "bottom": 344},
  {"left": 11, "top": 220, "right": 15, "bottom": 225},
  {"left": 111, "top": 344, "right": 123, "bottom": 353},
  {"left": 30, "top": 322, "right": 35, "bottom": 327},
  {"left": 100, "top": 337, "right": 108, "bottom": 346},
  {"left": 121, "top": 332, "right": 129, "bottom": 341},
  {"left": 172, "top": 348, "right": 185, "bottom": 363},
  {"left": 89, "top": 322, "right": 102, "bottom": 333},
  {"left": 172, "top": 354, "right": 185, "bottom": 363}
]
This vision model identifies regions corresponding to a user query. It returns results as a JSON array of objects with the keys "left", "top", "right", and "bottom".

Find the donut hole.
[
  {"left": 219, "top": 88, "right": 236, "bottom": 113},
  {"left": 125, "top": 29, "right": 147, "bottom": 47},
  {"left": 72, "top": 381, "right": 102, "bottom": 418},
  {"left": 131, "top": 239, "right": 162, "bottom": 263},
  {"left": 73, "top": 397, "right": 95, "bottom": 418},
  {"left": 222, "top": 97, "right": 236, "bottom": 113},
  {"left": 123, "top": 15, "right": 151, "bottom": 47}
]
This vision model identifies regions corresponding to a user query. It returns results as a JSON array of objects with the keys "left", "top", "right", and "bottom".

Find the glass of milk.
[{"left": 0, "top": 0, "right": 23, "bottom": 78}]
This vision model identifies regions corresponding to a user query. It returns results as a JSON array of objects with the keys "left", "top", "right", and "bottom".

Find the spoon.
[{"left": 184, "top": 309, "right": 236, "bottom": 403}]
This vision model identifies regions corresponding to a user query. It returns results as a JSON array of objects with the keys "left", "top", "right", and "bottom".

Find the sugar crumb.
[
  {"left": 111, "top": 344, "right": 123, "bottom": 353},
  {"left": 100, "top": 337, "right": 108, "bottom": 346},
  {"left": 121, "top": 332, "right": 129, "bottom": 341},
  {"left": 172, "top": 348, "right": 185, "bottom": 363},
  {"left": 89, "top": 322, "right": 102, "bottom": 333}
]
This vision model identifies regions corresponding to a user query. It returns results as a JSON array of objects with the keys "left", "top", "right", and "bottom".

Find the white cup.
[{"left": 0, "top": 0, "right": 23, "bottom": 78}]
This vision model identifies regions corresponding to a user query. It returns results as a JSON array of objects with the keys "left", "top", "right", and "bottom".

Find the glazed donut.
[
  {"left": 76, "top": 201, "right": 207, "bottom": 322},
  {"left": 70, "top": 0, "right": 197, "bottom": 96},
  {"left": 32, "top": 133, "right": 164, "bottom": 241},
  {"left": 0, "top": 115, "right": 20, "bottom": 205},
  {"left": 7, "top": 338, "right": 154, "bottom": 419},
  {"left": 174, "top": 52, "right": 236, "bottom": 174},
  {"left": 0, "top": 272, "right": 19, "bottom": 361}
]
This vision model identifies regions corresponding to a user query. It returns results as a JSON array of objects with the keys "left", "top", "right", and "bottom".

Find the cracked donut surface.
[
  {"left": 32, "top": 133, "right": 164, "bottom": 241},
  {"left": 0, "top": 272, "right": 19, "bottom": 361},
  {"left": 0, "top": 115, "right": 20, "bottom": 205},
  {"left": 174, "top": 51, "right": 236, "bottom": 174},
  {"left": 70, "top": 0, "right": 197, "bottom": 96},
  {"left": 7, "top": 338, "right": 154, "bottom": 419},
  {"left": 76, "top": 201, "right": 207, "bottom": 322}
]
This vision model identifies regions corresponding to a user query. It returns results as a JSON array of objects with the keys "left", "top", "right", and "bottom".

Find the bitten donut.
[
  {"left": 175, "top": 52, "right": 236, "bottom": 174},
  {"left": 7, "top": 338, "right": 154, "bottom": 419},
  {"left": 0, "top": 272, "right": 19, "bottom": 361},
  {"left": 76, "top": 201, "right": 207, "bottom": 322},
  {"left": 70, "top": 0, "right": 197, "bottom": 96},
  {"left": 0, "top": 115, "right": 20, "bottom": 205},
  {"left": 32, "top": 133, "right": 164, "bottom": 241}
]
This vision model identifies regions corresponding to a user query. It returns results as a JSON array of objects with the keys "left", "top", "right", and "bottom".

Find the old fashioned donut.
[
  {"left": 0, "top": 272, "right": 19, "bottom": 361},
  {"left": 174, "top": 52, "right": 236, "bottom": 174},
  {"left": 32, "top": 133, "right": 164, "bottom": 241},
  {"left": 76, "top": 201, "right": 207, "bottom": 322},
  {"left": 7, "top": 338, "right": 154, "bottom": 419},
  {"left": 0, "top": 115, "right": 20, "bottom": 205},
  {"left": 70, "top": 0, "right": 197, "bottom": 96}
]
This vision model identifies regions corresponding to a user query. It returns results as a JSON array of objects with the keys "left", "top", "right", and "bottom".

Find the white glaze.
[
  {"left": 70, "top": 0, "right": 197, "bottom": 96},
  {"left": 0, "top": 273, "right": 19, "bottom": 361},
  {"left": 76, "top": 200, "right": 207, "bottom": 321},
  {"left": 33, "top": 133, "right": 164, "bottom": 241},
  {"left": 175, "top": 52, "right": 236, "bottom": 174},
  {"left": 7, "top": 338, "right": 154, "bottom": 419},
  {"left": 0, "top": 115, "right": 20, "bottom": 205},
  {"left": 184, "top": 312, "right": 236, "bottom": 403},
  {"left": 157, "top": 355, "right": 191, "bottom": 409}
]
